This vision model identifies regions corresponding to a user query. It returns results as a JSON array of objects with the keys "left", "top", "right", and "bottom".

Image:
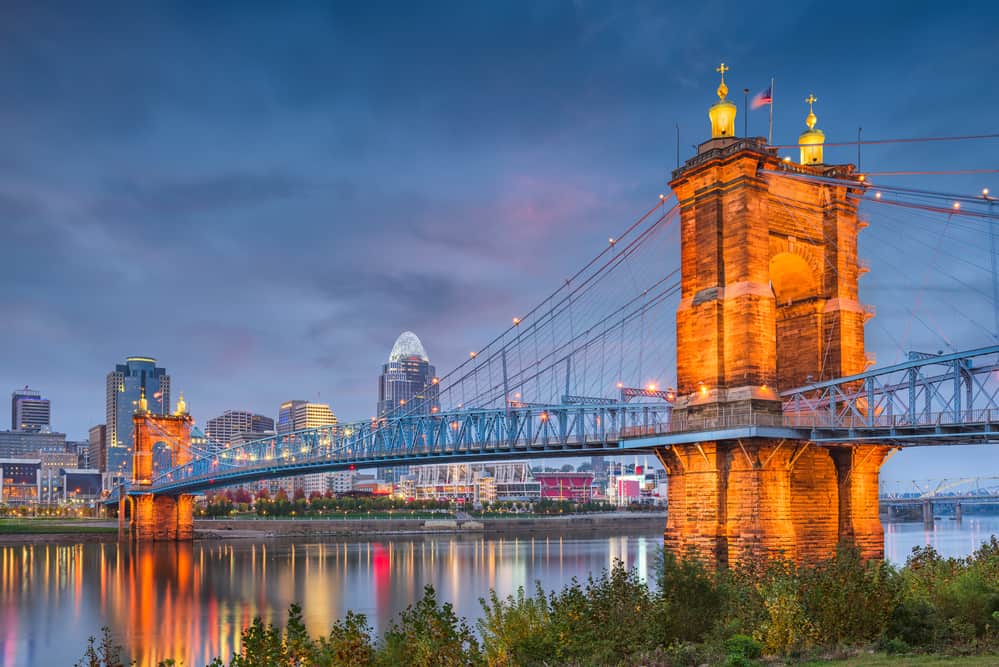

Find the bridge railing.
[{"left": 780, "top": 344, "right": 999, "bottom": 432}]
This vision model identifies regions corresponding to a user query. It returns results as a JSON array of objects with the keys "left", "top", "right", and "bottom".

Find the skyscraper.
[
  {"left": 88, "top": 424, "right": 107, "bottom": 472},
  {"left": 276, "top": 400, "right": 336, "bottom": 434},
  {"left": 273, "top": 400, "right": 337, "bottom": 497},
  {"left": 377, "top": 331, "right": 438, "bottom": 418},
  {"left": 377, "top": 332, "right": 438, "bottom": 485},
  {"left": 11, "top": 387, "right": 51, "bottom": 432},
  {"left": 205, "top": 410, "right": 275, "bottom": 446},
  {"left": 104, "top": 357, "right": 170, "bottom": 479}
]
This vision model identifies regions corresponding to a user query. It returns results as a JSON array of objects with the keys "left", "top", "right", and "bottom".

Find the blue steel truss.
[
  {"left": 781, "top": 344, "right": 999, "bottom": 444},
  {"left": 136, "top": 403, "right": 671, "bottom": 496},
  {"left": 109, "top": 345, "right": 999, "bottom": 500}
]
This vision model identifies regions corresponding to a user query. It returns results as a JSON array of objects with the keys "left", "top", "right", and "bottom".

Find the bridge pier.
[
  {"left": 955, "top": 502, "right": 963, "bottom": 523},
  {"left": 658, "top": 441, "right": 890, "bottom": 566},
  {"left": 922, "top": 499, "right": 935, "bottom": 527},
  {"left": 126, "top": 493, "right": 195, "bottom": 542}
]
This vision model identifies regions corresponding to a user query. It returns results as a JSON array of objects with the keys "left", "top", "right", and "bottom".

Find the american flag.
[{"left": 751, "top": 85, "right": 773, "bottom": 109}]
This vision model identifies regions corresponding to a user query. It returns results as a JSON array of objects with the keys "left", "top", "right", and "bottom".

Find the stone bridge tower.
[
  {"left": 657, "top": 64, "right": 890, "bottom": 567},
  {"left": 119, "top": 390, "right": 196, "bottom": 541}
]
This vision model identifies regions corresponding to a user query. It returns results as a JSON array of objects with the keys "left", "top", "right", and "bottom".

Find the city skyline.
[{"left": 2, "top": 2, "right": 998, "bottom": 483}]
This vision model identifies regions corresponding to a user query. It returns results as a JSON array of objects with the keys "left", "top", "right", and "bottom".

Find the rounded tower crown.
[
  {"left": 708, "top": 62, "right": 737, "bottom": 138},
  {"left": 798, "top": 93, "right": 825, "bottom": 165},
  {"left": 389, "top": 331, "right": 429, "bottom": 362},
  {"left": 175, "top": 392, "right": 187, "bottom": 416}
]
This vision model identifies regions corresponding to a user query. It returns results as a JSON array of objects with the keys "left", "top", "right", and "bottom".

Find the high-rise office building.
[
  {"left": 104, "top": 357, "right": 170, "bottom": 478},
  {"left": 88, "top": 424, "right": 107, "bottom": 472},
  {"left": 11, "top": 387, "right": 51, "bottom": 432},
  {"left": 205, "top": 410, "right": 275, "bottom": 446},
  {"left": 276, "top": 400, "right": 336, "bottom": 434},
  {"left": 377, "top": 332, "right": 438, "bottom": 484},
  {"left": 377, "top": 331, "right": 438, "bottom": 418},
  {"left": 274, "top": 400, "right": 337, "bottom": 495}
]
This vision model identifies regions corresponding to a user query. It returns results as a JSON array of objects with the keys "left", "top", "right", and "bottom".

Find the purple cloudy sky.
[{"left": 2, "top": 1, "right": 997, "bottom": 482}]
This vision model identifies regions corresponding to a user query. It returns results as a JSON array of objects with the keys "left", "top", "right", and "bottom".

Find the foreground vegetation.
[{"left": 78, "top": 539, "right": 999, "bottom": 666}]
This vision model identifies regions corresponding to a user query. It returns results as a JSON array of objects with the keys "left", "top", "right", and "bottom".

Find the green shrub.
[
  {"left": 379, "top": 585, "right": 481, "bottom": 666},
  {"left": 799, "top": 543, "right": 900, "bottom": 644},
  {"left": 723, "top": 633, "right": 762, "bottom": 659},
  {"left": 657, "top": 550, "right": 724, "bottom": 642},
  {"left": 478, "top": 585, "right": 555, "bottom": 666}
]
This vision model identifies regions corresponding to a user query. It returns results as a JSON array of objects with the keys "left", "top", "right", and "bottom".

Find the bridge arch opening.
[{"left": 769, "top": 252, "right": 816, "bottom": 305}]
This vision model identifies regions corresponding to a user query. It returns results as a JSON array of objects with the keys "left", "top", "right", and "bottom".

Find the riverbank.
[{"left": 0, "top": 511, "right": 666, "bottom": 544}]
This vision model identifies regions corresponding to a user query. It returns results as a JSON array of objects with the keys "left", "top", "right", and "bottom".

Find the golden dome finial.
[
  {"left": 175, "top": 392, "right": 187, "bottom": 416},
  {"left": 805, "top": 93, "right": 818, "bottom": 130},
  {"left": 708, "top": 62, "right": 736, "bottom": 138},
  {"left": 715, "top": 62, "right": 729, "bottom": 100},
  {"left": 799, "top": 93, "right": 825, "bottom": 165},
  {"left": 138, "top": 387, "right": 148, "bottom": 413}
]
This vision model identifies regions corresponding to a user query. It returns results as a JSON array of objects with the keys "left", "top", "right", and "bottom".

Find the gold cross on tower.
[
  {"left": 716, "top": 62, "right": 729, "bottom": 80},
  {"left": 806, "top": 93, "right": 817, "bottom": 110}
]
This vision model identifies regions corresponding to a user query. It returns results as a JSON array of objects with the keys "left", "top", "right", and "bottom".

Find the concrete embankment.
[{"left": 194, "top": 512, "right": 666, "bottom": 540}]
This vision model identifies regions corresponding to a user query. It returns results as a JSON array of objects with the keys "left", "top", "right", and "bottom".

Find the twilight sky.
[{"left": 2, "top": 1, "right": 997, "bottom": 482}]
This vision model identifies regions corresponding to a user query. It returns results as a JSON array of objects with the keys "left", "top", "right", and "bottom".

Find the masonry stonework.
[
  {"left": 663, "top": 134, "right": 884, "bottom": 566},
  {"left": 121, "top": 407, "right": 196, "bottom": 542}
]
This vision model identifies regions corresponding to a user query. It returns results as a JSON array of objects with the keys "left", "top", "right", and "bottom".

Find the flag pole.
[
  {"left": 768, "top": 77, "right": 775, "bottom": 145},
  {"left": 743, "top": 88, "right": 749, "bottom": 137}
]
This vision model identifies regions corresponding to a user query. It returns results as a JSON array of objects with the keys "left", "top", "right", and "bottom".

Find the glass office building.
[{"left": 104, "top": 357, "right": 170, "bottom": 478}]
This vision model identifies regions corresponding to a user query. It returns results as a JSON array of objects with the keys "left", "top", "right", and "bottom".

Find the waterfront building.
[
  {"left": 0, "top": 458, "right": 41, "bottom": 505},
  {"left": 534, "top": 472, "right": 596, "bottom": 503},
  {"left": 404, "top": 463, "right": 541, "bottom": 503},
  {"left": 206, "top": 410, "right": 275, "bottom": 446},
  {"left": 11, "top": 387, "right": 50, "bottom": 432},
  {"left": 104, "top": 357, "right": 170, "bottom": 480},
  {"left": 0, "top": 430, "right": 67, "bottom": 458},
  {"left": 61, "top": 469, "right": 102, "bottom": 505},
  {"left": 88, "top": 424, "right": 107, "bottom": 472},
  {"left": 38, "top": 452, "right": 79, "bottom": 505}
]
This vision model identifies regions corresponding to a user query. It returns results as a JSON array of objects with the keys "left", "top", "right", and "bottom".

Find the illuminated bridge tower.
[
  {"left": 119, "top": 390, "right": 195, "bottom": 541},
  {"left": 657, "top": 64, "right": 889, "bottom": 566}
]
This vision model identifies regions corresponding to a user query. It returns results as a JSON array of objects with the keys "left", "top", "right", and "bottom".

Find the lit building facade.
[
  {"left": 11, "top": 387, "right": 50, "bottom": 432},
  {"left": 0, "top": 430, "right": 67, "bottom": 458},
  {"left": 277, "top": 400, "right": 336, "bottom": 434},
  {"left": 0, "top": 459, "right": 41, "bottom": 505},
  {"left": 205, "top": 410, "right": 275, "bottom": 446},
  {"left": 275, "top": 400, "right": 337, "bottom": 494},
  {"left": 402, "top": 463, "right": 541, "bottom": 503},
  {"left": 104, "top": 357, "right": 170, "bottom": 480}
]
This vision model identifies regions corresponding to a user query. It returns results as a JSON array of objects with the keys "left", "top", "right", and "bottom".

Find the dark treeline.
[
  {"left": 78, "top": 539, "right": 999, "bottom": 666},
  {"left": 199, "top": 490, "right": 628, "bottom": 518}
]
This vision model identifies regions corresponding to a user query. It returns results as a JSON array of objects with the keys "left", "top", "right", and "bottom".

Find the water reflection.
[
  {"left": 884, "top": 516, "right": 999, "bottom": 564},
  {"left": 0, "top": 533, "right": 661, "bottom": 667},
  {"left": 2, "top": 519, "right": 995, "bottom": 667}
]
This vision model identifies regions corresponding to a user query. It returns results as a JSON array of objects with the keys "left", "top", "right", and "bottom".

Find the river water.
[{"left": 2, "top": 517, "right": 996, "bottom": 667}]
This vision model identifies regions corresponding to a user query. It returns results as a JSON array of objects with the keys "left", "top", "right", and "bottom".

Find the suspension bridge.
[{"left": 112, "top": 65, "right": 999, "bottom": 566}]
